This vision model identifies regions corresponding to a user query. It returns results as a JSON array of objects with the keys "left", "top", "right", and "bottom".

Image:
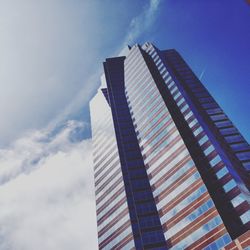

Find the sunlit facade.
[{"left": 90, "top": 43, "right": 250, "bottom": 249}]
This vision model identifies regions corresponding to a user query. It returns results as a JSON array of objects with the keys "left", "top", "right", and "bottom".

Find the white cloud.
[
  {"left": 0, "top": 0, "right": 133, "bottom": 146},
  {"left": 0, "top": 1, "right": 163, "bottom": 249},
  {"left": 124, "top": 0, "right": 162, "bottom": 45},
  {"left": 0, "top": 0, "right": 162, "bottom": 146},
  {"left": 0, "top": 0, "right": 100, "bottom": 145},
  {"left": 0, "top": 121, "right": 97, "bottom": 250}
]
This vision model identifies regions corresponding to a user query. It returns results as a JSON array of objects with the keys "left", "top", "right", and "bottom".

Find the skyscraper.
[{"left": 90, "top": 43, "right": 250, "bottom": 249}]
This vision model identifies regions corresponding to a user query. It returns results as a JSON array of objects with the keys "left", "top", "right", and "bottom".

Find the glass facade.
[
  {"left": 90, "top": 89, "right": 135, "bottom": 249},
  {"left": 90, "top": 43, "right": 250, "bottom": 249}
]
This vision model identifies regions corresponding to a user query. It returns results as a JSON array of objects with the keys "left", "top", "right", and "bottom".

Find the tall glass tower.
[{"left": 90, "top": 43, "right": 250, "bottom": 250}]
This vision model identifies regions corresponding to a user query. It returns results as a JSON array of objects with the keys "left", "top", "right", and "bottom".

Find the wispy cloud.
[
  {"left": 0, "top": 121, "right": 97, "bottom": 250},
  {"left": 199, "top": 66, "right": 207, "bottom": 80},
  {"left": 124, "top": 0, "right": 162, "bottom": 45}
]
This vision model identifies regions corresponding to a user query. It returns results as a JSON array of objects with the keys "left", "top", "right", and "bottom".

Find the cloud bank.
[
  {"left": 0, "top": 1, "right": 162, "bottom": 249},
  {"left": 0, "top": 0, "right": 138, "bottom": 145},
  {"left": 0, "top": 121, "right": 97, "bottom": 250}
]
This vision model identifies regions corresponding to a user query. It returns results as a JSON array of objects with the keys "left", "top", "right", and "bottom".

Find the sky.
[{"left": 0, "top": 1, "right": 249, "bottom": 249}]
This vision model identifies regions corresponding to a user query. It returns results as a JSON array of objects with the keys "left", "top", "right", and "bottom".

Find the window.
[
  {"left": 220, "top": 127, "right": 237, "bottom": 136},
  {"left": 210, "top": 155, "right": 221, "bottom": 167},
  {"left": 216, "top": 167, "right": 228, "bottom": 179},
  {"left": 204, "top": 144, "right": 215, "bottom": 156},
  {"left": 231, "top": 194, "right": 245, "bottom": 207},
  {"left": 230, "top": 142, "right": 249, "bottom": 152},
  {"left": 215, "top": 120, "right": 232, "bottom": 128},
  {"left": 225, "top": 135, "right": 243, "bottom": 144},
  {"left": 240, "top": 210, "right": 250, "bottom": 224},
  {"left": 223, "top": 179, "right": 237, "bottom": 192},
  {"left": 210, "top": 114, "right": 227, "bottom": 122},
  {"left": 236, "top": 151, "right": 250, "bottom": 161},
  {"left": 198, "top": 135, "right": 209, "bottom": 146}
]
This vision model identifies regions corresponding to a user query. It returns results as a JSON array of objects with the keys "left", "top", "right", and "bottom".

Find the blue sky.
[
  {"left": 151, "top": 0, "right": 250, "bottom": 142},
  {"left": 0, "top": 1, "right": 249, "bottom": 249},
  {"left": 82, "top": 0, "right": 250, "bottom": 142}
]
